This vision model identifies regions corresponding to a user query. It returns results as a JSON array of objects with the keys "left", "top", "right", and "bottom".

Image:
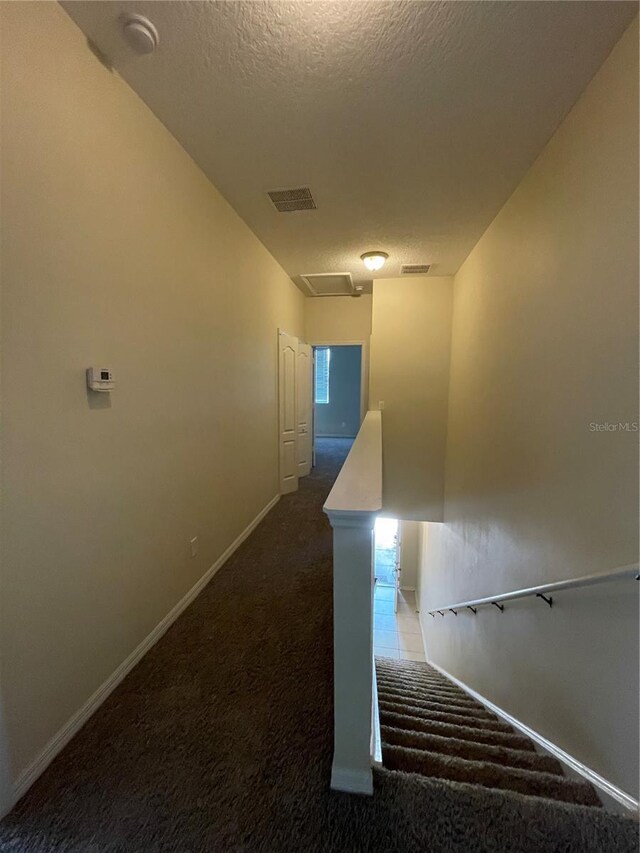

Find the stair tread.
[
  {"left": 377, "top": 672, "right": 468, "bottom": 702},
  {"left": 376, "top": 660, "right": 456, "bottom": 679},
  {"left": 380, "top": 708, "right": 536, "bottom": 751},
  {"left": 376, "top": 672, "right": 471, "bottom": 697},
  {"left": 377, "top": 680, "right": 484, "bottom": 707},
  {"left": 377, "top": 658, "right": 440, "bottom": 674},
  {"left": 380, "top": 725, "right": 564, "bottom": 775},
  {"left": 376, "top": 675, "right": 471, "bottom": 701},
  {"left": 377, "top": 682, "right": 490, "bottom": 711},
  {"left": 379, "top": 699, "right": 514, "bottom": 733},
  {"left": 382, "top": 743, "right": 601, "bottom": 807},
  {"left": 376, "top": 660, "right": 451, "bottom": 683},
  {"left": 377, "top": 689, "right": 498, "bottom": 720}
]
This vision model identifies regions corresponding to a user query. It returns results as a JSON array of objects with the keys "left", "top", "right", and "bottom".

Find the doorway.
[
  {"left": 374, "top": 516, "right": 405, "bottom": 616},
  {"left": 312, "top": 344, "right": 363, "bottom": 443},
  {"left": 374, "top": 517, "right": 399, "bottom": 587}
]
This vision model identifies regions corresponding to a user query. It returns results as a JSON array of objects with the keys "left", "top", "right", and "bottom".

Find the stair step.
[
  {"left": 380, "top": 725, "right": 564, "bottom": 775},
  {"left": 377, "top": 689, "right": 498, "bottom": 721},
  {"left": 375, "top": 674, "right": 470, "bottom": 702},
  {"left": 379, "top": 700, "right": 514, "bottom": 734},
  {"left": 376, "top": 659, "right": 449, "bottom": 682},
  {"left": 376, "top": 659, "right": 453, "bottom": 680},
  {"left": 376, "top": 663, "right": 459, "bottom": 682},
  {"left": 376, "top": 679, "right": 485, "bottom": 710},
  {"left": 376, "top": 670, "right": 471, "bottom": 691},
  {"left": 377, "top": 682, "right": 486, "bottom": 710},
  {"left": 376, "top": 662, "right": 447, "bottom": 680},
  {"left": 375, "top": 667, "right": 469, "bottom": 693},
  {"left": 382, "top": 744, "right": 600, "bottom": 807},
  {"left": 380, "top": 709, "right": 536, "bottom": 752}
]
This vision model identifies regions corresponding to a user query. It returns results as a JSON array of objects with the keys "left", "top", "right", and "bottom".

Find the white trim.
[
  {"left": 315, "top": 433, "right": 358, "bottom": 439},
  {"left": 371, "top": 664, "right": 382, "bottom": 769},
  {"left": 11, "top": 494, "right": 280, "bottom": 808},
  {"left": 419, "top": 635, "right": 639, "bottom": 815},
  {"left": 330, "top": 766, "right": 373, "bottom": 795}
]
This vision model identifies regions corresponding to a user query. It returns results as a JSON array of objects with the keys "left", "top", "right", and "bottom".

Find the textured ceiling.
[{"left": 62, "top": 1, "right": 637, "bottom": 293}]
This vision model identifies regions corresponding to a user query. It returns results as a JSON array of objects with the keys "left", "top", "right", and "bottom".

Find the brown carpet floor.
[{"left": 1, "top": 438, "right": 637, "bottom": 852}]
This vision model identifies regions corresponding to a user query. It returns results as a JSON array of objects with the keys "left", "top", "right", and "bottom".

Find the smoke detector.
[{"left": 121, "top": 15, "right": 159, "bottom": 55}]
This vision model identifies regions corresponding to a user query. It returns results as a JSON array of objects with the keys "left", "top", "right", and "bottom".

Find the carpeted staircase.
[{"left": 376, "top": 657, "right": 602, "bottom": 808}]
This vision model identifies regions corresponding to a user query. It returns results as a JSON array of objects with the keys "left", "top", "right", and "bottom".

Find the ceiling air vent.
[
  {"left": 267, "top": 187, "right": 316, "bottom": 212},
  {"left": 401, "top": 264, "right": 431, "bottom": 275}
]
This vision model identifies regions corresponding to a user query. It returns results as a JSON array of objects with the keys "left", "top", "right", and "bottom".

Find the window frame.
[{"left": 314, "top": 347, "right": 331, "bottom": 405}]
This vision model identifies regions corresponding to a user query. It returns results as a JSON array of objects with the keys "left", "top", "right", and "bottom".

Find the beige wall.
[
  {"left": 399, "top": 521, "right": 419, "bottom": 590},
  {"left": 0, "top": 1, "right": 304, "bottom": 790},
  {"left": 419, "top": 19, "right": 639, "bottom": 798},
  {"left": 304, "top": 294, "right": 372, "bottom": 344},
  {"left": 369, "top": 276, "right": 453, "bottom": 521},
  {"left": 305, "top": 294, "right": 372, "bottom": 416}
]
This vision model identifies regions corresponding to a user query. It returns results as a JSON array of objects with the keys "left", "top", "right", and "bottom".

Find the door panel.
[
  {"left": 279, "top": 330, "right": 298, "bottom": 494},
  {"left": 296, "top": 343, "right": 313, "bottom": 477},
  {"left": 282, "top": 438, "right": 297, "bottom": 482}
]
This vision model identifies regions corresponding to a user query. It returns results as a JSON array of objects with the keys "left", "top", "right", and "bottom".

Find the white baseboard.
[
  {"left": 11, "top": 494, "right": 280, "bottom": 808},
  {"left": 316, "top": 434, "right": 357, "bottom": 439},
  {"left": 371, "top": 666, "right": 382, "bottom": 769},
  {"left": 418, "top": 619, "right": 639, "bottom": 816},
  {"left": 330, "top": 765, "right": 373, "bottom": 795}
]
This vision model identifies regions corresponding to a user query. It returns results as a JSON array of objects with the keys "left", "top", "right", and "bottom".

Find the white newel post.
[
  {"left": 323, "top": 410, "right": 382, "bottom": 796},
  {"left": 325, "top": 508, "right": 376, "bottom": 795}
]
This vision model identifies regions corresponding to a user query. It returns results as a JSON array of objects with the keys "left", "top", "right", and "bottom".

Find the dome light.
[{"left": 361, "top": 251, "right": 388, "bottom": 272}]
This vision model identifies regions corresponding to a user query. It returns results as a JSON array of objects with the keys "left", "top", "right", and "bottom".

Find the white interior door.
[
  {"left": 278, "top": 330, "right": 298, "bottom": 494},
  {"left": 296, "top": 342, "right": 313, "bottom": 477}
]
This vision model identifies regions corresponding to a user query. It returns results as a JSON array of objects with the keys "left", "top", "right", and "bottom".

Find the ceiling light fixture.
[{"left": 361, "top": 251, "right": 388, "bottom": 272}]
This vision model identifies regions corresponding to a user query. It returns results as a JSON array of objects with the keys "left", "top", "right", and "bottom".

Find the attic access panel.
[{"left": 299, "top": 273, "right": 355, "bottom": 297}]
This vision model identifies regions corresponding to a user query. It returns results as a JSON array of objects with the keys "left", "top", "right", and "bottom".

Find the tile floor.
[{"left": 374, "top": 585, "right": 426, "bottom": 661}]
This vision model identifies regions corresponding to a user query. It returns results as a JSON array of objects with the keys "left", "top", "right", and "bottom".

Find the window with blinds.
[{"left": 314, "top": 347, "right": 330, "bottom": 405}]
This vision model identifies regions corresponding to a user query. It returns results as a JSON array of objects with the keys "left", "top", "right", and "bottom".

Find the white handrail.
[
  {"left": 429, "top": 564, "right": 639, "bottom": 616},
  {"left": 324, "top": 410, "right": 382, "bottom": 517}
]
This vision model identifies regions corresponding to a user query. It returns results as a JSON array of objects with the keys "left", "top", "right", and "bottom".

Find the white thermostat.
[{"left": 86, "top": 367, "right": 114, "bottom": 392}]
